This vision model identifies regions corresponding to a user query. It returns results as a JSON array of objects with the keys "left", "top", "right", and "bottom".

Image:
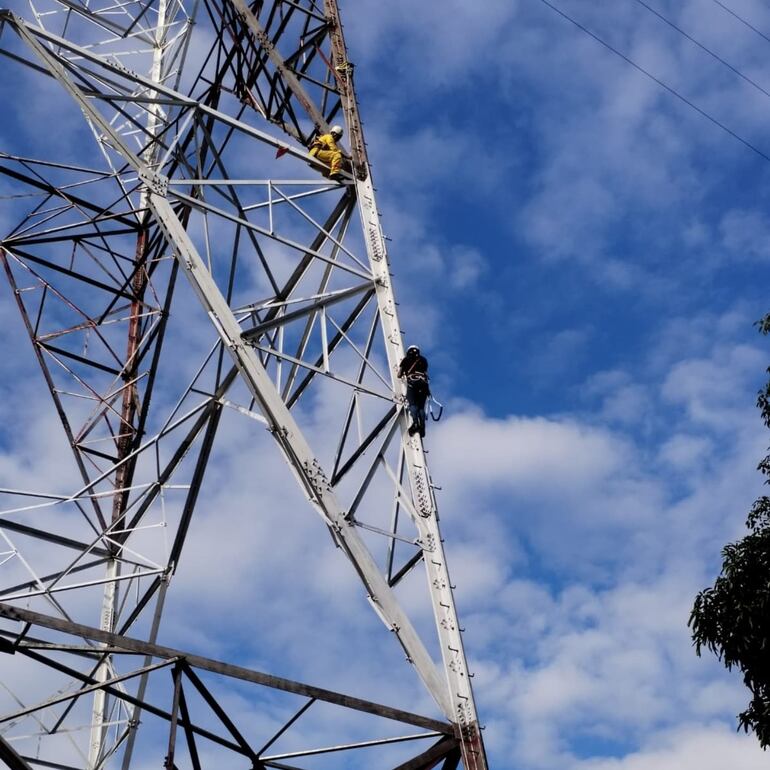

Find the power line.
[
  {"left": 536, "top": 0, "right": 770, "bottom": 165},
  {"left": 713, "top": 0, "right": 770, "bottom": 48},
  {"left": 632, "top": 0, "right": 770, "bottom": 102}
]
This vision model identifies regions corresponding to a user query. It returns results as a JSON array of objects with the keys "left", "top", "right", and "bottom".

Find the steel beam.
[
  {"left": 323, "top": 3, "right": 487, "bottom": 765},
  {"left": 0, "top": 602, "right": 453, "bottom": 735},
  {"left": 147, "top": 191, "right": 451, "bottom": 715}
]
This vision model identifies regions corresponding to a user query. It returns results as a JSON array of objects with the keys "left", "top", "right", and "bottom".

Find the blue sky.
[
  {"left": 1, "top": 0, "right": 770, "bottom": 768},
  {"left": 343, "top": 0, "right": 769, "bottom": 766}
]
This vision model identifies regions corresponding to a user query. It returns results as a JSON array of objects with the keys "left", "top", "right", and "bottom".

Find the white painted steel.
[
  {"left": 147, "top": 192, "right": 453, "bottom": 716},
  {"left": 1, "top": 3, "right": 488, "bottom": 766},
  {"left": 321, "top": 2, "right": 487, "bottom": 764}
]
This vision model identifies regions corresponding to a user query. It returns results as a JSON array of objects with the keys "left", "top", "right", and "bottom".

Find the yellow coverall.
[{"left": 309, "top": 133, "right": 343, "bottom": 176}]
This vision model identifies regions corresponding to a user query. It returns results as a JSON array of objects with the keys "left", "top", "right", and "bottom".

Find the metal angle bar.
[
  {"left": 260, "top": 731, "right": 446, "bottom": 761},
  {"left": 386, "top": 450, "right": 406, "bottom": 583},
  {"left": 0, "top": 567, "right": 164, "bottom": 602},
  {"left": 180, "top": 114, "right": 282, "bottom": 296},
  {"left": 330, "top": 301, "right": 380, "bottom": 479},
  {"left": 12, "top": 647, "right": 246, "bottom": 754},
  {"left": 281, "top": 195, "right": 355, "bottom": 399},
  {"left": 262, "top": 762, "right": 309, "bottom": 770},
  {"left": 0, "top": 161, "right": 138, "bottom": 229},
  {"left": 167, "top": 178, "right": 335, "bottom": 187},
  {"left": 391, "top": 737, "right": 459, "bottom": 770},
  {"left": 331, "top": 405, "right": 398, "bottom": 487},
  {"left": 271, "top": 184, "right": 363, "bottom": 264},
  {"left": 241, "top": 281, "right": 373, "bottom": 340},
  {"left": 36, "top": 0, "right": 157, "bottom": 46},
  {"left": 118, "top": 579, "right": 170, "bottom": 770},
  {"left": 0, "top": 152, "right": 112, "bottom": 178},
  {"left": 19, "top": 757, "right": 82, "bottom": 770},
  {"left": 274, "top": 0, "right": 328, "bottom": 24},
  {"left": 92, "top": 717, "right": 132, "bottom": 769},
  {"left": 256, "top": 698, "right": 315, "bottom": 756},
  {"left": 0, "top": 658, "right": 177, "bottom": 725},
  {"left": 40, "top": 310, "right": 159, "bottom": 346},
  {"left": 38, "top": 341, "right": 122, "bottom": 377},
  {"left": 6, "top": 224, "right": 140, "bottom": 248},
  {"left": 166, "top": 400, "right": 224, "bottom": 570},
  {"left": 326, "top": 312, "right": 393, "bottom": 389},
  {"left": 0, "top": 489, "right": 68, "bottom": 501},
  {"left": 176, "top": 678, "right": 202, "bottom": 770},
  {"left": 218, "top": 397, "right": 268, "bottom": 424},
  {"left": 389, "top": 550, "right": 425, "bottom": 589},
  {"left": 225, "top": 0, "right": 329, "bottom": 132},
  {"left": 8, "top": 23, "right": 145, "bottom": 175},
  {"left": 147, "top": 193, "right": 451, "bottom": 716},
  {"left": 325, "top": 3, "right": 487, "bottom": 762},
  {"left": 167, "top": 188, "right": 372, "bottom": 279},
  {"left": 0, "top": 520, "right": 111, "bottom": 559},
  {"left": 0, "top": 736, "right": 34, "bottom": 770},
  {"left": 0, "top": 47, "right": 52, "bottom": 77},
  {"left": 0, "top": 678, "right": 88, "bottom": 766},
  {"left": 91, "top": 93, "right": 190, "bottom": 107},
  {"left": 122, "top": 0, "right": 160, "bottom": 40},
  {"left": 344, "top": 419, "right": 401, "bottom": 522},
  {"left": 380, "top": 458, "right": 423, "bottom": 524},
  {"left": 0, "top": 603, "right": 452, "bottom": 734},
  {"left": 441, "top": 749, "right": 461, "bottom": 770},
  {"left": 14, "top": 642, "right": 136, "bottom": 655},
  {"left": 5, "top": 15, "right": 324, "bottom": 165},
  {"left": 3, "top": 252, "right": 106, "bottom": 531},
  {"left": 236, "top": 283, "right": 365, "bottom": 315},
  {"left": 165, "top": 664, "right": 183, "bottom": 770},
  {"left": 352, "top": 519, "right": 419, "bottom": 547},
  {"left": 268, "top": 190, "right": 354, "bottom": 316},
  {"left": 0, "top": 558, "right": 109, "bottom": 599},
  {"left": 285, "top": 288, "right": 373, "bottom": 409},
  {"left": 180, "top": 664, "right": 257, "bottom": 761},
  {"left": 249, "top": 342, "right": 393, "bottom": 401}
]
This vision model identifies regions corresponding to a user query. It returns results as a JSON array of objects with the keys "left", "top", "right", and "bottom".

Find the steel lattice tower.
[{"left": 0, "top": 2, "right": 488, "bottom": 768}]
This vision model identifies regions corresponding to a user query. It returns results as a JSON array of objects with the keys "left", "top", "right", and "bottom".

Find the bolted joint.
[{"left": 139, "top": 170, "right": 169, "bottom": 196}]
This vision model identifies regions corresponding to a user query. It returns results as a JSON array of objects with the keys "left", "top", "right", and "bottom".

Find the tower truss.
[{"left": 0, "top": 2, "right": 488, "bottom": 769}]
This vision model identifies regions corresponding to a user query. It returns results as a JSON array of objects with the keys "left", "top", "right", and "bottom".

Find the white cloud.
[
  {"left": 578, "top": 723, "right": 766, "bottom": 770},
  {"left": 4, "top": 2, "right": 770, "bottom": 769}
]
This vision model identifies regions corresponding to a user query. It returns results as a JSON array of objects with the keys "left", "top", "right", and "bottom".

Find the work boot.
[{"left": 329, "top": 171, "right": 344, "bottom": 181}]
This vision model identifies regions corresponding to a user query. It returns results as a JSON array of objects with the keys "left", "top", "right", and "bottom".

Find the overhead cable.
[
  {"left": 632, "top": 0, "right": 770, "bottom": 102},
  {"left": 536, "top": 0, "right": 770, "bottom": 165},
  {"left": 713, "top": 0, "right": 770, "bottom": 48}
]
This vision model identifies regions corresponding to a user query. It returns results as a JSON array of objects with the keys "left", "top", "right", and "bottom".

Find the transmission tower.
[{"left": 0, "top": 2, "right": 488, "bottom": 769}]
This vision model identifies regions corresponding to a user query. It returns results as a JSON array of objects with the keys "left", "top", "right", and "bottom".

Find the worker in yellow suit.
[{"left": 309, "top": 125, "right": 345, "bottom": 179}]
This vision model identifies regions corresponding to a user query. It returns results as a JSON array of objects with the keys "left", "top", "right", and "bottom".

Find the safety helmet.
[
  {"left": 330, "top": 125, "right": 344, "bottom": 138},
  {"left": 406, "top": 344, "right": 420, "bottom": 354}
]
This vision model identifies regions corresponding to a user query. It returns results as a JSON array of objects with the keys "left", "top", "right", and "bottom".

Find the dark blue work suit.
[{"left": 398, "top": 351, "right": 429, "bottom": 437}]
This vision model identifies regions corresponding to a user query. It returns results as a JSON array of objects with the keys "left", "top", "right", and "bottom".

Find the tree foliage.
[{"left": 690, "top": 312, "right": 770, "bottom": 748}]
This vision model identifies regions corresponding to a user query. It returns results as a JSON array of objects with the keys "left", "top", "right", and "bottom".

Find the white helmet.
[
  {"left": 407, "top": 344, "right": 420, "bottom": 354},
  {"left": 330, "top": 125, "right": 344, "bottom": 138}
]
